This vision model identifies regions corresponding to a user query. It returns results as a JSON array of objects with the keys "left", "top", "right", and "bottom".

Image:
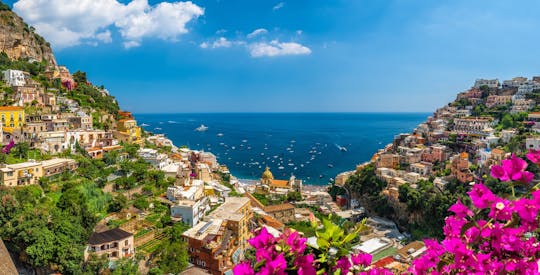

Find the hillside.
[{"left": 0, "top": 2, "right": 56, "bottom": 66}]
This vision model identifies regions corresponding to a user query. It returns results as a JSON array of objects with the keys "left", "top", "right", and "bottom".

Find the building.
[
  {"left": 396, "top": 241, "right": 427, "bottom": 263},
  {"left": 473, "top": 79, "right": 499, "bottom": 88},
  {"left": 182, "top": 197, "right": 252, "bottom": 275},
  {"left": 453, "top": 117, "right": 494, "bottom": 135},
  {"left": 258, "top": 167, "right": 302, "bottom": 194},
  {"left": 377, "top": 153, "right": 400, "bottom": 169},
  {"left": 0, "top": 106, "right": 25, "bottom": 133},
  {"left": 2, "top": 69, "right": 26, "bottom": 86},
  {"left": 451, "top": 152, "right": 474, "bottom": 183},
  {"left": 114, "top": 118, "right": 142, "bottom": 145},
  {"left": 485, "top": 95, "right": 512, "bottom": 108},
  {"left": 84, "top": 228, "right": 134, "bottom": 261},
  {"left": 0, "top": 158, "right": 77, "bottom": 187},
  {"left": 409, "top": 162, "right": 433, "bottom": 176},
  {"left": 0, "top": 161, "right": 42, "bottom": 186},
  {"left": 526, "top": 137, "right": 540, "bottom": 150},
  {"left": 68, "top": 114, "right": 93, "bottom": 130},
  {"left": 171, "top": 197, "right": 210, "bottom": 226},
  {"left": 263, "top": 203, "right": 296, "bottom": 223}
]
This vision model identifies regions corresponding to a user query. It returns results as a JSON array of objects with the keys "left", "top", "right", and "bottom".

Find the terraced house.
[{"left": 0, "top": 106, "right": 25, "bottom": 133}]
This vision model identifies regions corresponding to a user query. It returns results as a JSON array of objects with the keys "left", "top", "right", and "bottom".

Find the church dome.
[{"left": 261, "top": 167, "right": 274, "bottom": 180}]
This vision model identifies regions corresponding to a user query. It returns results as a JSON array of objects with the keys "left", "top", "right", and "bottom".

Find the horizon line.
[{"left": 132, "top": 111, "right": 433, "bottom": 115}]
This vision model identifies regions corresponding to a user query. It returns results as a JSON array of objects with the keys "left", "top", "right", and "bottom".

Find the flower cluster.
[
  {"left": 236, "top": 153, "right": 540, "bottom": 275},
  {"left": 233, "top": 227, "right": 380, "bottom": 275},
  {"left": 410, "top": 153, "right": 540, "bottom": 274}
]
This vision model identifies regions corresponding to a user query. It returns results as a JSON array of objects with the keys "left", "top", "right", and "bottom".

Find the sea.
[{"left": 135, "top": 113, "right": 430, "bottom": 185}]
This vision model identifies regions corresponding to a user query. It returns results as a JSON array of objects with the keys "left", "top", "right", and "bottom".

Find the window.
[{"left": 125, "top": 240, "right": 129, "bottom": 246}]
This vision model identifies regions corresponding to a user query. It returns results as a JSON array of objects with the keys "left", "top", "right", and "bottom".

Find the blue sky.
[{"left": 5, "top": 0, "right": 540, "bottom": 113}]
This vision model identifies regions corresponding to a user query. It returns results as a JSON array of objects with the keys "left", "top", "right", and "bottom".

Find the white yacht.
[{"left": 195, "top": 124, "right": 209, "bottom": 132}]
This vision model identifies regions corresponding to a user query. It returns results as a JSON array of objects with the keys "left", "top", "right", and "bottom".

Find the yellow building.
[
  {"left": 114, "top": 119, "right": 142, "bottom": 144},
  {"left": 258, "top": 167, "right": 302, "bottom": 193},
  {"left": 0, "top": 158, "right": 78, "bottom": 187},
  {"left": 0, "top": 106, "right": 25, "bottom": 133}
]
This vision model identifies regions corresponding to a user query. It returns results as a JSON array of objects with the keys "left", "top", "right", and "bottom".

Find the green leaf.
[{"left": 317, "top": 237, "right": 330, "bottom": 249}]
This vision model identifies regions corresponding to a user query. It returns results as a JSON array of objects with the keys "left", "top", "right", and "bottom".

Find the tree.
[
  {"left": 108, "top": 194, "right": 128, "bottom": 213},
  {"left": 154, "top": 240, "right": 189, "bottom": 273},
  {"left": 12, "top": 142, "right": 30, "bottom": 159},
  {"left": 73, "top": 70, "right": 87, "bottom": 84}
]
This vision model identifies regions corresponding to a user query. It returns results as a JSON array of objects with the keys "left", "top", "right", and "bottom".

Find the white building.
[
  {"left": 473, "top": 79, "right": 499, "bottom": 89},
  {"left": 170, "top": 197, "right": 210, "bottom": 227},
  {"left": 2, "top": 70, "right": 26, "bottom": 87},
  {"left": 526, "top": 137, "right": 540, "bottom": 150},
  {"left": 137, "top": 148, "right": 170, "bottom": 169}
]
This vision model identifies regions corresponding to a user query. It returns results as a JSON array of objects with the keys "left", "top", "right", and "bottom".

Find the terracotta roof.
[
  {"left": 372, "top": 256, "right": 394, "bottom": 269},
  {"left": 0, "top": 239, "right": 17, "bottom": 275},
  {"left": 263, "top": 203, "right": 295, "bottom": 213},
  {"left": 0, "top": 106, "right": 23, "bottom": 111},
  {"left": 262, "top": 215, "right": 285, "bottom": 229},
  {"left": 88, "top": 228, "right": 132, "bottom": 245},
  {"left": 269, "top": 179, "right": 289, "bottom": 188},
  {"left": 491, "top": 148, "right": 505, "bottom": 155}
]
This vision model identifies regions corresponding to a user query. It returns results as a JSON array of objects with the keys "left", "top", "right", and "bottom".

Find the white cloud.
[
  {"left": 13, "top": 0, "right": 204, "bottom": 49},
  {"left": 199, "top": 42, "right": 209, "bottom": 49},
  {"left": 249, "top": 40, "right": 311, "bottom": 57},
  {"left": 212, "top": 37, "right": 232, "bottom": 48},
  {"left": 247, "top": 28, "right": 268, "bottom": 39},
  {"left": 273, "top": 2, "right": 284, "bottom": 11},
  {"left": 123, "top": 41, "right": 141, "bottom": 49},
  {"left": 96, "top": 30, "right": 113, "bottom": 43}
]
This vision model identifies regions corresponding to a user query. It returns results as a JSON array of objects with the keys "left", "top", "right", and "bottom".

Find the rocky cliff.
[{"left": 0, "top": 3, "right": 57, "bottom": 66}]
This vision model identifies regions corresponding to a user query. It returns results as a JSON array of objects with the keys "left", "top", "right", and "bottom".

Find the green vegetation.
[
  {"left": 149, "top": 223, "right": 190, "bottom": 273},
  {"left": 398, "top": 180, "right": 459, "bottom": 239},
  {"left": 372, "top": 246, "right": 397, "bottom": 262},
  {"left": 67, "top": 82, "right": 119, "bottom": 122}
]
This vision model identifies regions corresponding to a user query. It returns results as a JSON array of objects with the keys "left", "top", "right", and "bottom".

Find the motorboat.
[{"left": 195, "top": 124, "right": 209, "bottom": 132}]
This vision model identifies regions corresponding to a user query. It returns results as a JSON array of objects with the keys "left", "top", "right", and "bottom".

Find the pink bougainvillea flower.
[
  {"left": 468, "top": 183, "right": 497, "bottom": 209},
  {"left": 249, "top": 227, "right": 276, "bottom": 250},
  {"left": 258, "top": 253, "right": 287, "bottom": 275},
  {"left": 514, "top": 198, "right": 537, "bottom": 222},
  {"left": 283, "top": 229, "right": 307, "bottom": 254},
  {"left": 491, "top": 154, "right": 534, "bottom": 183},
  {"left": 490, "top": 164, "right": 508, "bottom": 181},
  {"left": 334, "top": 256, "right": 351, "bottom": 273},
  {"left": 526, "top": 149, "right": 540, "bottom": 164},
  {"left": 294, "top": 254, "right": 316, "bottom": 275},
  {"left": 488, "top": 198, "right": 513, "bottom": 221},
  {"left": 351, "top": 252, "right": 372, "bottom": 267},
  {"left": 233, "top": 262, "right": 255, "bottom": 275},
  {"left": 448, "top": 199, "right": 473, "bottom": 218}
]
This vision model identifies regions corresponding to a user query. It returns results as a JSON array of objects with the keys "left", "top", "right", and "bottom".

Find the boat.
[
  {"left": 217, "top": 133, "right": 224, "bottom": 137},
  {"left": 167, "top": 120, "right": 177, "bottom": 124},
  {"left": 195, "top": 124, "right": 209, "bottom": 132},
  {"left": 319, "top": 174, "right": 325, "bottom": 179},
  {"left": 335, "top": 144, "right": 348, "bottom": 152},
  {"left": 140, "top": 123, "right": 149, "bottom": 127},
  {"left": 328, "top": 164, "right": 334, "bottom": 168},
  {"left": 242, "top": 140, "right": 248, "bottom": 143},
  {"left": 154, "top": 127, "right": 162, "bottom": 130},
  {"left": 278, "top": 166, "right": 285, "bottom": 170}
]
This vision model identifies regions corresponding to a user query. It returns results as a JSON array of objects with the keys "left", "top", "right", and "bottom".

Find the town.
[{"left": 3, "top": 39, "right": 540, "bottom": 275}]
